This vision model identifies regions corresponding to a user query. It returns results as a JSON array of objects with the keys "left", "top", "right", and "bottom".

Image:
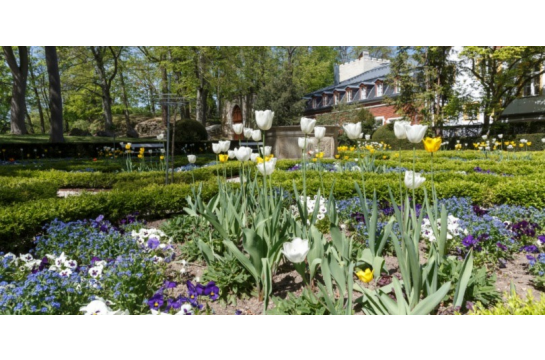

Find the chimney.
[{"left": 334, "top": 64, "right": 339, "bottom": 85}]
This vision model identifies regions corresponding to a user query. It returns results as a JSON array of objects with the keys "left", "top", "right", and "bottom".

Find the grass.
[{"left": 0, "top": 134, "right": 162, "bottom": 145}]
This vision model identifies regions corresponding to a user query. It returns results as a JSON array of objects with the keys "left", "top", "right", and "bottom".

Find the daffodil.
[
  {"left": 423, "top": 137, "right": 442, "bottom": 153},
  {"left": 356, "top": 268, "right": 373, "bottom": 283}
]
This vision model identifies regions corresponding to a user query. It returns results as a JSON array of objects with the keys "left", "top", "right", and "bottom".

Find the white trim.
[
  {"left": 374, "top": 116, "right": 385, "bottom": 126},
  {"left": 387, "top": 117, "right": 403, "bottom": 124}
]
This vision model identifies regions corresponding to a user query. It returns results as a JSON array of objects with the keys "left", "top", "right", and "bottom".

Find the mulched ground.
[{"left": 149, "top": 218, "right": 544, "bottom": 314}]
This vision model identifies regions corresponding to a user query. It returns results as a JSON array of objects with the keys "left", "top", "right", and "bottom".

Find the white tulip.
[
  {"left": 343, "top": 122, "right": 362, "bottom": 140},
  {"left": 300, "top": 117, "right": 316, "bottom": 135},
  {"left": 406, "top": 124, "right": 428, "bottom": 144},
  {"left": 187, "top": 155, "right": 196, "bottom": 164},
  {"left": 298, "top": 137, "right": 307, "bottom": 150},
  {"left": 234, "top": 147, "right": 252, "bottom": 162},
  {"left": 232, "top": 123, "right": 244, "bottom": 135},
  {"left": 212, "top": 143, "right": 222, "bottom": 154},
  {"left": 482, "top": 135, "right": 488, "bottom": 140},
  {"left": 228, "top": 150, "right": 236, "bottom": 159},
  {"left": 219, "top": 140, "right": 231, "bottom": 153},
  {"left": 365, "top": 134, "right": 371, "bottom": 141},
  {"left": 259, "top": 146, "right": 272, "bottom": 156},
  {"left": 250, "top": 153, "right": 259, "bottom": 162},
  {"left": 256, "top": 158, "right": 277, "bottom": 176},
  {"left": 282, "top": 237, "right": 310, "bottom": 263},
  {"left": 244, "top": 128, "right": 253, "bottom": 139},
  {"left": 255, "top": 110, "right": 274, "bottom": 131},
  {"left": 498, "top": 134, "right": 503, "bottom": 139},
  {"left": 394, "top": 120, "right": 411, "bottom": 140},
  {"left": 542, "top": 138, "right": 545, "bottom": 143},
  {"left": 507, "top": 145, "right": 514, "bottom": 150},
  {"left": 314, "top": 126, "right": 326, "bottom": 140},
  {"left": 404, "top": 171, "right": 426, "bottom": 189},
  {"left": 251, "top": 129, "right": 262, "bottom": 142}
]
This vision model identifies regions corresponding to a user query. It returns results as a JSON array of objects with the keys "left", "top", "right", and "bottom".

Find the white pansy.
[
  {"left": 19, "top": 253, "right": 33, "bottom": 263},
  {"left": 176, "top": 303, "right": 194, "bottom": 315},
  {"left": 404, "top": 171, "right": 425, "bottom": 189},
  {"left": 255, "top": 110, "right": 274, "bottom": 131},
  {"left": 64, "top": 259, "right": 78, "bottom": 270},
  {"left": 282, "top": 238, "right": 310, "bottom": 263},
  {"left": 88, "top": 265, "right": 103, "bottom": 278},
  {"left": 59, "top": 269, "right": 72, "bottom": 277}
]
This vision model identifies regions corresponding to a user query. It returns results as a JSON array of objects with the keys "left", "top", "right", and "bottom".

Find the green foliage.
[
  {"left": 372, "top": 123, "right": 425, "bottom": 150},
  {"left": 469, "top": 291, "right": 545, "bottom": 315},
  {"left": 269, "top": 288, "right": 327, "bottom": 315},
  {"left": 0, "top": 177, "right": 59, "bottom": 205},
  {"left": 438, "top": 256, "right": 501, "bottom": 308},
  {"left": 174, "top": 119, "right": 208, "bottom": 143},
  {"left": 201, "top": 254, "right": 254, "bottom": 306}
]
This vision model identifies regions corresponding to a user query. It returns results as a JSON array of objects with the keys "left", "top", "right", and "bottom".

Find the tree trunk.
[
  {"left": 161, "top": 62, "right": 168, "bottom": 127},
  {"left": 45, "top": 46, "right": 65, "bottom": 143},
  {"left": 25, "top": 111, "right": 34, "bottom": 133},
  {"left": 90, "top": 47, "right": 119, "bottom": 136},
  {"left": 2, "top": 46, "right": 29, "bottom": 135},
  {"left": 29, "top": 60, "right": 46, "bottom": 133},
  {"left": 119, "top": 69, "right": 138, "bottom": 138}
]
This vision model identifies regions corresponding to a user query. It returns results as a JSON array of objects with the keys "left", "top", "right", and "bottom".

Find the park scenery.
[{"left": 2, "top": 46, "right": 545, "bottom": 315}]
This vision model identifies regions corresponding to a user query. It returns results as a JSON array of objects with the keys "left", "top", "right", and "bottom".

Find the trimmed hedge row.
[
  {"left": 0, "top": 181, "right": 220, "bottom": 251},
  {"left": 0, "top": 177, "right": 59, "bottom": 205}
]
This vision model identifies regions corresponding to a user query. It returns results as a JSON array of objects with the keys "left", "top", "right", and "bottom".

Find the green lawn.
[{"left": 0, "top": 134, "right": 162, "bottom": 144}]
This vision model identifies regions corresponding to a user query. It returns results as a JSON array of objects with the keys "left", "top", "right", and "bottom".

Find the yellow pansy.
[
  {"left": 423, "top": 137, "right": 442, "bottom": 153},
  {"left": 356, "top": 268, "right": 373, "bottom": 283}
]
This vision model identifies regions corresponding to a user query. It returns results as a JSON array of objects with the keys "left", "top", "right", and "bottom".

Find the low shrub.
[{"left": 469, "top": 291, "right": 545, "bottom": 315}]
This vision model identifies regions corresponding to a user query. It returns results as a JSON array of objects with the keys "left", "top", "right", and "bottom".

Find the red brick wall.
[{"left": 366, "top": 104, "right": 401, "bottom": 123}]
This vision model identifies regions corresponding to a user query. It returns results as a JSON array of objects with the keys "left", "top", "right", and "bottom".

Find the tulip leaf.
[
  {"left": 262, "top": 258, "right": 272, "bottom": 313},
  {"left": 197, "top": 239, "right": 215, "bottom": 266},
  {"left": 453, "top": 250, "right": 473, "bottom": 308},
  {"left": 411, "top": 281, "right": 451, "bottom": 315},
  {"left": 223, "top": 240, "right": 259, "bottom": 284},
  {"left": 242, "top": 228, "right": 266, "bottom": 277}
]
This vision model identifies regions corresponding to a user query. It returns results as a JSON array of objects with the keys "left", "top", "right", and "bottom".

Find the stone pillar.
[{"left": 265, "top": 126, "right": 339, "bottom": 160}]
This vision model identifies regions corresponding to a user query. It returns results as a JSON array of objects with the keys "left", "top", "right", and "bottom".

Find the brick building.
[{"left": 302, "top": 51, "right": 402, "bottom": 127}]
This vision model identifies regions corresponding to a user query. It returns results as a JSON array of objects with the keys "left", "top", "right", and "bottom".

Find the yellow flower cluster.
[
  {"left": 256, "top": 154, "right": 275, "bottom": 164},
  {"left": 314, "top": 152, "right": 324, "bottom": 159}
]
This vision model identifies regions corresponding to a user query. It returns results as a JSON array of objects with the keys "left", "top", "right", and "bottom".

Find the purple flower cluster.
[
  {"left": 147, "top": 280, "right": 219, "bottom": 314},
  {"left": 508, "top": 220, "right": 540, "bottom": 240},
  {"left": 461, "top": 234, "right": 489, "bottom": 252}
]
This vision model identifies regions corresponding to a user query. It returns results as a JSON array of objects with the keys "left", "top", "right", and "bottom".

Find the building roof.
[
  {"left": 501, "top": 96, "right": 545, "bottom": 118},
  {"left": 305, "top": 64, "right": 392, "bottom": 97}
]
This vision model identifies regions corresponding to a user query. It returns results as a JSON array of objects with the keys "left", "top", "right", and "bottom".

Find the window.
[
  {"left": 523, "top": 65, "right": 541, "bottom": 97},
  {"left": 346, "top": 89, "right": 352, "bottom": 102},
  {"left": 312, "top": 98, "right": 317, "bottom": 109},
  {"left": 374, "top": 116, "right": 385, "bottom": 128},
  {"left": 361, "top": 86, "right": 367, "bottom": 99},
  {"left": 323, "top": 94, "right": 328, "bottom": 105},
  {"left": 376, "top": 82, "right": 383, "bottom": 97},
  {"left": 334, "top": 92, "right": 339, "bottom": 105}
]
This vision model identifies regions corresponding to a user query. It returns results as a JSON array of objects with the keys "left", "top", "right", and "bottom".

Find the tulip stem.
[{"left": 412, "top": 146, "right": 416, "bottom": 211}]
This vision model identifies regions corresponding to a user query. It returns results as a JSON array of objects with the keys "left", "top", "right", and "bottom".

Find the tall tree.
[
  {"left": 89, "top": 46, "right": 122, "bottom": 134},
  {"left": 386, "top": 46, "right": 457, "bottom": 130},
  {"left": 459, "top": 46, "right": 545, "bottom": 131},
  {"left": 2, "top": 46, "right": 29, "bottom": 134},
  {"left": 28, "top": 52, "right": 46, "bottom": 134},
  {"left": 45, "top": 46, "right": 65, "bottom": 142}
]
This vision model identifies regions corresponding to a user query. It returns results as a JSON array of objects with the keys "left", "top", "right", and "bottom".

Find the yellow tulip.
[
  {"left": 527, "top": 142, "right": 532, "bottom": 146},
  {"left": 160, "top": 156, "right": 164, "bottom": 160},
  {"left": 343, "top": 156, "right": 349, "bottom": 160},
  {"left": 219, "top": 154, "right": 229, "bottom": 163},
  {"left": 519, "top": 144, "right": 524, "bottom": 148},
  {"left": 423, "top": 137, "right": 442, "bottom": 153},
  {"left": 335, "top": 155, "right": 340, "bottom": 159},
  {"left": 125, "top": 144, "right": 131, "bottom": 150},
  {"left": 356, "top": 268, "right": 373, "bottom": 283},
  {"left": 504, "top": 141, "right": 509, "bottom": 146}
]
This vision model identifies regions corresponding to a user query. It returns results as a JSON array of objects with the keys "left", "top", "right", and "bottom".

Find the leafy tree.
[
  {"left": 385, "top": 46, "right": 457, "bottom": 132},
  {"left": 459, "top": 46, "right": 545, "bottom": 131}
]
